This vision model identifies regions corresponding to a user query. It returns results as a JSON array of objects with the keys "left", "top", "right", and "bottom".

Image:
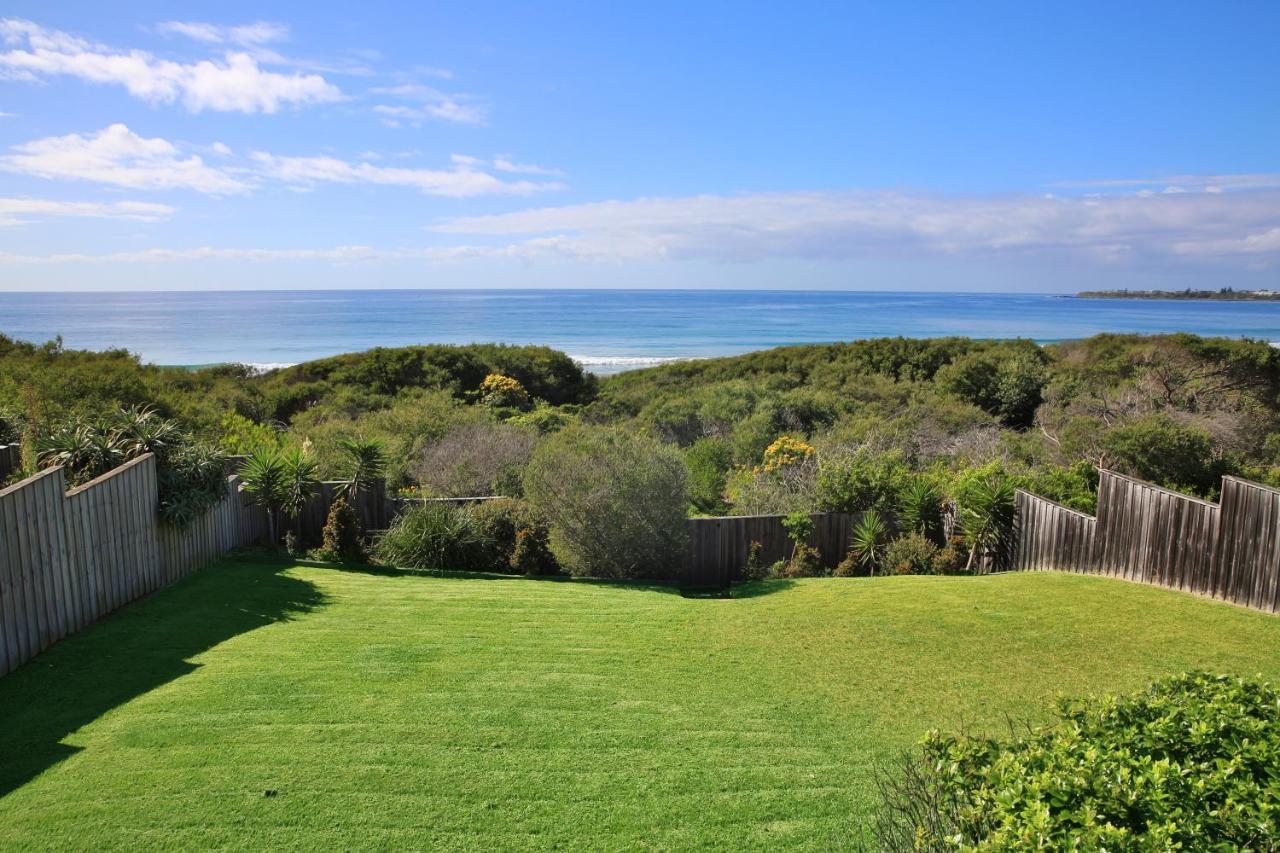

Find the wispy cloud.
[
  {"left": 2, "top": 125, "right": 561, "bottom": 199},
  {"left": 0, "top": 197, "right": 175, "bottom": 226},
  {"left": 371, "top": 83, "right": 485, "bottom": 125},
  {"left": 1055, "top": 173, "right": 1280, "bottom": 194},
  {"left": 493, "top": 155, "right": 564, "bottom": 177},
  {"left": 430, "top": 185, "right": 1280, "bottom": 266},
  {"left": 0, "top": 18, "right": 341, "bottom": 113},
  {"left": 252, "top": 151, "right": 562, "bottom": 197},
  {"left": 5, "top": 180, "right": 1277, "bottom": 269},
  {"left": 0, "top": 244, "right": 500, "bottom": 265},
  {"left": 156, "top": 20, "right": 290, "bottom": 47},
  {"left": 1, "top": 125, "right": 251, "bottom": 194}
]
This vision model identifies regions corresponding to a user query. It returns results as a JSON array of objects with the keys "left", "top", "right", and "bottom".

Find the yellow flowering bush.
[
  {"left": 478, "top": 373, "right": 531, "bottom": 409},
  {"left": 761, "top": 435, "right": 815, "bottom": 472}
]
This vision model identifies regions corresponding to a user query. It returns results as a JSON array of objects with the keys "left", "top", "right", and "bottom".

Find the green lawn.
[{"left": 2, "top": 561, "right": 1280, "bottom": 850}]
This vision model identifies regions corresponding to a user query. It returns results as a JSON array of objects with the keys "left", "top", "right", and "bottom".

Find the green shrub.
[
  {"left": 781, "top": 543, "right": 825, "bottom": 578},
  {"left": 156, "top": 441, "right": 229, "bottom": 527},
  {"left": 882, "top": 533, "right": 939, "bottom": 575},
  {"left": 375, "top": 502, "right": 491, "bottom": 573},
  {"left": 414, "top": 420, "right": 536, "bottom": 498},
  {"left": 685, "top": 436, "right": 733, "bottom": 514},
  {"left": 872, "top": 672, "right": 1280, "bottom": 850},
  {"left": 934, "top": 341, "right": 1049, "bottom": 429},
  {"left": 471, "top": 497, "right": 559, "bottom": 576},
  {"left": 931, "top": 536, "right": 968, "bottom": 574},
  {"left": 318, "top": 498, "right": 364, "bottom": 562},
  {"left": 523, "top": 425, "right": 688, "bottom": 579},
  {"left": 815, "top": 447, "right": 910, "bottom": 514},
  {"left": 1101, "top": 414, "right": 1224, "bottom": 496},
  {"left": 511, "top": 526, "right": 556, "bottom": 576},
  {"left": 741, "top": 540, "right": 771, "bottom": 581}
]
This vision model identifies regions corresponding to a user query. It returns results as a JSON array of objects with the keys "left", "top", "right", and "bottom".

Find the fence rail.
[
  {"left": 1015, "top": 469, "right": 1280, "bottom": 613},
  {"left": 0, "top": 454, "right": 266, "bottom": 677}
]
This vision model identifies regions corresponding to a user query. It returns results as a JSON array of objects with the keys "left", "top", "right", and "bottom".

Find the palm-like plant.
[
  {"left": 114, "top": 405, "right": 179, "bottom": 458},
  {"left": 898, "top": 478, "right": 944, "bottom": 544},
  {"left": 335, "top": 436, "right": 386, "bottom": 501},
  {"left": 850, "top": 509, "right": 892, "bottom": 576},
  {"left": 281, "top": 448, "right": 319, "bottom": 521},
  {"left": 240, "top": 446, "right": 318, "bottom": 546},
  {"left": 959, "top": 474, "right": 1016, "bottom": 573},
  {"left": 37, "top": 420, "right": 125, "bottom": 484}
]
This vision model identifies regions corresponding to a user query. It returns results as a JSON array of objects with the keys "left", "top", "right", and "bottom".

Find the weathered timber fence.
[
  {"left": 294, "top": 479, "right": 390, "bottom": 545},
  {"left": 1015, "top": 469, "right": 1280, "bottom": 613},
  {"left": 0, "top": 444, "right": 19, "bottom": 481},
  {"left": 0, "top": 453, "right": 266, "bottom": 677},
  {"left": 683, "top": 512, "right": 860, "bottom": 588}
]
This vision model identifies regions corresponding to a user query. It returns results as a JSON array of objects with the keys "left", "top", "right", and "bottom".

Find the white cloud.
[
  {"left": 1, "top": 125, "right": 562, "bottom": 199},
  {"left": 0, "top": 244, "right": 501, "bottom": 265},
  {"left": 430, "top": 186, "right": 1280, "bottom": 265},
  {"left": 371, "top": 83, "right": 485, "bottom": 125},
  {"left": 0, "top": 197, "right": 175, "bottom": 226},
  {"left": 251, "top": 151, "right": 562, "bottom": 197},
  {"left": 1057, "top": 173, "right": 1280, "bottom": 192},
  {"left": 1, "top": 124, "right": 251, "bottom": 194},
  {"left": 157, "top": 21, "right": 290, "bottom": 47},
  {"left": 493, "top": 155, "right": 564, "bottom": 177},
  {"left": 0, "top": 18, "right": 341, "bottom": 113}
]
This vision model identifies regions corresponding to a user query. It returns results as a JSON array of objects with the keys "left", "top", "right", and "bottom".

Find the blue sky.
[{"left": 1, "top": 1, "right": 1278, "bottom": 291}]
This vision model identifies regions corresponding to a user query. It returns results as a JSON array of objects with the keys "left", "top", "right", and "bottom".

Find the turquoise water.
[{"left": 4, "top": 290, "right": 1280, "bottom": 373}]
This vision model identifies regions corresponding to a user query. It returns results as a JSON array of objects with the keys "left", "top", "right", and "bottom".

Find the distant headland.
[{"left": 1075, "top": 288, "right": 1280, "bottom": 301}]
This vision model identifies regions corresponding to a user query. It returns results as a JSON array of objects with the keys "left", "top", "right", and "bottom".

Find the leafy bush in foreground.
[
  {"left": 872, "top": 672, "right": 1280, "bottom": 851},
  {"left": 375, "top": 502, "right": 491, "bottom": 573}
]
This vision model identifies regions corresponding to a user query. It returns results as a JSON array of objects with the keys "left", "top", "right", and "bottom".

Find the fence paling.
[
  {"left": 0, "top": 453, "right": 266, "bottom": 678},
  {"left": 1014, "top": 470, "right": 1280, "bottom": 614}
]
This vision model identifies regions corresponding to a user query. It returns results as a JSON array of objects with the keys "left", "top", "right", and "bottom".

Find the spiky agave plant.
[
  {"left": 959, "top": 474, "right": 1016, "bottom": 573},
  {"left": 335, "top": 436, "right": 386, "bottom": 501},
  {"left": 37, "top": 419, "right": 125, "bottom": 484},
  {"left": 897, "top": 477, "right": 944, "bottom": 544},
  {"left": 114, "top": 405, "right": 179, "bottom": 459},
  {"left": 850, "top": 509, "right": 892, "bottom": 576}
]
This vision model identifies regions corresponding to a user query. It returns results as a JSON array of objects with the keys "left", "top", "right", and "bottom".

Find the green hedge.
[{"left": 874, "top": 672, "right": 1280, "bottom": 849}]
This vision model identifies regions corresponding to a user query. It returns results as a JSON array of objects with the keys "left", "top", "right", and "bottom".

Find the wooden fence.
[
  {"left": 683, "top": 512, "right": 860, "bottom": 588},
  {"left": 0, "top": 444, "right": 19, "bottom": 481},
  {"left": 0, "top": 454, "right": 266, "bottom": 677},
  {"left": 1015, "top": 469, "right": 1280, "bottom": 613},
  {"left": 293, "top": 479, "right": 390, "bottom": 545}
]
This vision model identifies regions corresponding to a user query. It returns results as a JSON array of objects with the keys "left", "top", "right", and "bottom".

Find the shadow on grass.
[
  {"left": 295, "top": 557, "right": 799, "bottom": 599},
  {"left": 0, "top": 558, "right": 324, "bottom": 799}
]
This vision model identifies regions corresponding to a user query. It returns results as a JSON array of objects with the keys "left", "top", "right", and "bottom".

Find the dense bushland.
[{"left": 6, "top": 331, "right": 1280, "bottom": 577}]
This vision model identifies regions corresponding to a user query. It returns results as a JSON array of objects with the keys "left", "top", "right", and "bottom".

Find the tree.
[{"left": 1100, "top": 414, "right": 1220, "bottom": 495}]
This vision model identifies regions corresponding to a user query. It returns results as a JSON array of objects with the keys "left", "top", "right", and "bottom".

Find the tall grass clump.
[{"left": 375, "top": 502, "right": 492, "bottom": 573}]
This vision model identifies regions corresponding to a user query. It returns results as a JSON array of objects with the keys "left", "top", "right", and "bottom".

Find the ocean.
[{"left": 4, "top": 289, "right": 1280, "bottom": 374}]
